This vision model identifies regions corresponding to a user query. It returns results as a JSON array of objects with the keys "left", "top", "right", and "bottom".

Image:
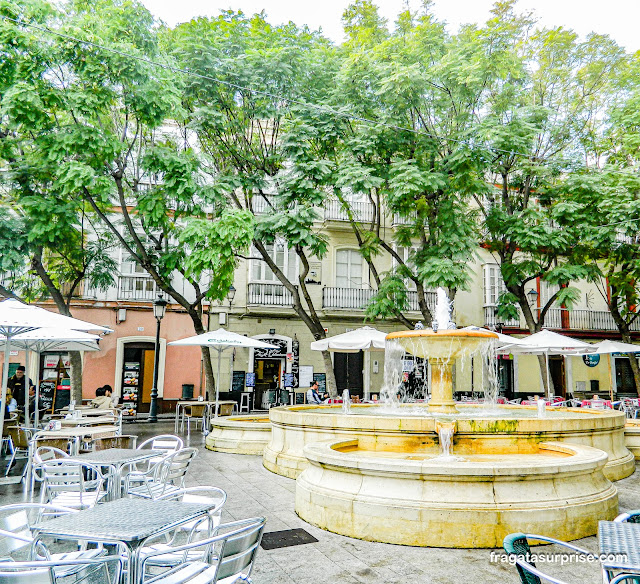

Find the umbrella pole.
[
  {"left": 609, "top": 354, "right": 614, "bottom": 402},
  {"left": 24, "top": 348, "right": 30, "bottom": 426},
  {"left": 35, "top": 350, "right": 41, "bottom": 428},
  {"left": 545, "top": 352, "right": 551, "bottom": 399},
  {"left": 363, "top": 351, "right": 371, "bottom": 401},
  {"left": 215, "top": 348, "right": 222, "bottom": 418},
  {"left": 0, "top": 337, "right": 11, "bottom": 453}
]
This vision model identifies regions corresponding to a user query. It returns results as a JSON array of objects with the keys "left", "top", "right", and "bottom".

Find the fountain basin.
[
  {"left": 264, "top": 404, "right": 634, "bottom": 481},
  {"left": 295, "top": 439, "right": 618, "bottom": 548},
  {"left": 624, "top": 419, "right": 640, "bottom": 460},
  {"left": 205, "top": 415, "right": 272, "bottom": 455}
]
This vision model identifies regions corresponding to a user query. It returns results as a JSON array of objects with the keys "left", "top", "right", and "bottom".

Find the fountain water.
[
  {"left": 341, "top": 389, "right": 351, "bottom": 415},
  {"left": 384, "top": 288, "right": 498, "bottom": 413},
  {"left": 537, "top": 398, "right": 547, "bottom": 419}
]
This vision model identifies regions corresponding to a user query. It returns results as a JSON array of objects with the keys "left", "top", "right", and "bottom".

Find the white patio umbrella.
[
  {"left": 459, "top": 326, "right": 530, "bottom": 348},
  {"left": 496, "top": 329, "right": 593, "bottom": 398},
  {"left": 0, "top": 328, "right": 101, "bottom": 426},
  {"left": 0, "top": 298, "right": 111, "bottom": 439},
  {"left": 310, "top": 326, "right": 387, "bottom": 399},
  {"left": 585, "top": 340, "right": 640, "bottom": 401},
  {"left": 169, "top": 329, "right": 278, "bottom": 417}
]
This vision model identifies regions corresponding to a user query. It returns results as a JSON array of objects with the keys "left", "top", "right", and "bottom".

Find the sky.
[{"left": 140, "top": 0, "right": 640, "bottom": 52}]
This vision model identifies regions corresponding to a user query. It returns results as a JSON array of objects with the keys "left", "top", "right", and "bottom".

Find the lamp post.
[
  {"left": 227, "top": 285, "right": 236, "bottom": 310},
  {"left": 149, "top": 294, "right": 168, "bottom": 423}
]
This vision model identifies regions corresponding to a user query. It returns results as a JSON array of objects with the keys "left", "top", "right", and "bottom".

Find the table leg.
[{"left": 127, "top": 541, "right": 146, "bottom": 584}]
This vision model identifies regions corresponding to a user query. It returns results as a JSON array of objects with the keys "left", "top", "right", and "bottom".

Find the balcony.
[
  {"left": 248, "top": 283, "right": 295, "bottom": 306},
  {"left": 483, "top": 306, "right": 521, "bottom": 328},
  {"left": 541, "top": 308, "right": 640, "bottom": 332},
  {"left": 483, "top": 305, "right": 640, "bottom": 333},
  {"left": 392, "top": 212, "right": 418, "bottom": 226},
  {"left": 324, "top": 199, "right": 374, "bottom": 223},
  {"left": 323, "top": 287, "right": 438, "bottom": 312},
  {"left": 407, "top": 290, "right": 438, "bottom": 314},
  {"left": 323, "top": 287, "right": 374, "bottom": 309},
  {"left": 118, "top": 275, "right": 157, "bottom": 301}
]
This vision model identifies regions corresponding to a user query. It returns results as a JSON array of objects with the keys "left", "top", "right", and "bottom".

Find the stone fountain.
[{"left": 263, "top": 289, "right": 629, "bottom": 546}]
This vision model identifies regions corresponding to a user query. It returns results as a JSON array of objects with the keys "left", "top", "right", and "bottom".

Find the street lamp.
[
  {"left": 227, "top": 285, "right": 236, "bottom": 308},
  {"left": 526, "top": 288, "right": 539, "bottom": 306},
  {"left": 149, "top": 294, "right": 168, "bottom": 423}
]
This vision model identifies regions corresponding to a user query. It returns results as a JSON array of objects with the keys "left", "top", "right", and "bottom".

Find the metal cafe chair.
[
  {"left": 0, "top": 555, "right": 122, "bottom": 584},
  {"left": 0, "top": 502, "right": 108, "bottom": 579},
  {"left": 157, "top": 486, "right": 227, "bottom": 533},
  {"left": 5, "top": 425, "right": 35, "bottom": 477},
  {"left": 503, "top": 532, "right": 594, "bottom": 584},
  {"left": 126, "top": 447, "right": 198, "bottom": 500},
  {"left": 140, "top": 517, "right": 266, "bottom": 584},
  {"left": 38, "top": 459, "right": 109, "bottom": 510}
]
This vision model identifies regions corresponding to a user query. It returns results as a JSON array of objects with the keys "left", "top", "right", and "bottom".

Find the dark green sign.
[{"left": 582, "top": 354, "right": 601, "bottom": 367}]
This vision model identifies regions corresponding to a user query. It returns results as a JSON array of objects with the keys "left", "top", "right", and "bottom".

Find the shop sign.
[{"left": 582, "top": 354, "right": 601, "bottom": 367}]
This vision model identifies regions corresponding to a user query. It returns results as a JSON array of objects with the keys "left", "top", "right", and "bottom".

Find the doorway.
[
  {"left": 497, "top": 358, "right": 514, "bottom": 399},
  {"left": 334, "top": 352, "right": 364, "bottom": 399},
  {"left": 254, "top": 358, "right": 283, "bottom": 408},
  {"left": 548, "top": 356, "right": 566, "bottom": 397},
  {"left": 121, "top": 343, "right": 155, "bottom": 416}
]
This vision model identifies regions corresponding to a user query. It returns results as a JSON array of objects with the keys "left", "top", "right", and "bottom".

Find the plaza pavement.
[{"left": 3, "top": 419, "right": 639, "bottom": 584}]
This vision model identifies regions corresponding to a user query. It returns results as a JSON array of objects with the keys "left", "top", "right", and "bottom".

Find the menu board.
[
  {"left": 38, "top": 381, "right": 56, "bottom": 413},
  {"left": 54, "top": 388, "right": 71, "bottom": 411},
  {"left": 122, "top": 362, "right": 140, "bottom": 418},
  {"left": 232, "top": 371, "right": 245, "bottom": 393},
  {"left": 313, "top": 373, "right": 326, "bottom": 395}
]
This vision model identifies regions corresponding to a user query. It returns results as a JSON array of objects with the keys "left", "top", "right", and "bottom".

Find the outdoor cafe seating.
[{"left": 0, "top": 429, "right": 267, "bottom": 584}]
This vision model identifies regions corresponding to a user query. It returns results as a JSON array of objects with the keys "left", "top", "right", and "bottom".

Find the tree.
[
  {"left": 474, "top": 3, "right": 624, "bottom": 393},
  {"left": 168, "top": 11, "right": 344, "bottom": 395},
  {"left": 0, "top": 0, "right": 253, "bottom": 397}
]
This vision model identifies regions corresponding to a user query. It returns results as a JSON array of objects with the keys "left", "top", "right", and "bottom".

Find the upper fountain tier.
[{"left": 385, "top": 329, "right": 498, "bottom": 360}]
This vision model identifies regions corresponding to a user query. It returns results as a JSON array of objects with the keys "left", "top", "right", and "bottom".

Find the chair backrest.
[
  {"left": 163, "top": 447, "right": 198, "bottom": 485},
  {"left": 157, "top": 486, "right": 227, "bottom": 533},
  {"left": 214, "top": 517, "right": 267, "bottom": 582},
  {"left": 35, "top": 446, "right": 70, "bottom": 465},
  {"left": 137, "top": 434, "right": 183, "bottom": 455},
  {"left": 33, "top": 436, "right": 72, "bottom": 454},
  {"left": 91, "top": 435, "right": 137, "bottom": 451},
  {"left": 503, "top": 533, "right": 541, "bottom": 584},
  {"left": 185, "top": 404, "right": 207, "bottom": 417},
  {"left": 39, "top": 460, "right": 104, "bottom": 505},
  {"left": 0, "top": 566, "right": 54, "bottom": 584},
  {"left": 7, "top": 426, "right": 30, "bottom": 449},
  {"left": 615, "top": 510, "right": 640, "bottom": 523},
  {"left": 0, "top": 503, "right": 75, "bottom": 556}
]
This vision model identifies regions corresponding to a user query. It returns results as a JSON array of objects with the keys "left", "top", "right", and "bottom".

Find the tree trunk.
[
  {"left": 68, "top": 351, "right": 84, "bottom": 403},
  {"left": 536, "top": 354, "right": 550, "bottom": 397},
  {"left": 202, "top": 346, "right": 216, "bottom": 400},
  {"left": 321, "top": 350, "right": 337, "bottom": 397},
  {"left": 625, "top": 353, "right": 640, "bottom": 398}
]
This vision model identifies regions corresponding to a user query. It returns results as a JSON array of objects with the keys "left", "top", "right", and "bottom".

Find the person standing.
[
  {"left": 306, "top": 381, "right": 323, "bottom": 405},
  {"left": 7, "top": 366, "right": 34, "bottom": 410}
]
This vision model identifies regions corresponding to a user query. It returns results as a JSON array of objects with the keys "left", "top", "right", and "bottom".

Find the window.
[
  {"left": 250, "top": 241, "right": 297, "bottom": 282},
  {"left": 540, "top": 280, "right": 560, "bottom": 308},
  {"left": 336, "top": 249, "right": 362, "bottom": 288},
  {"left": 483, "top": 264, "right": 505, "bottom": 306}
]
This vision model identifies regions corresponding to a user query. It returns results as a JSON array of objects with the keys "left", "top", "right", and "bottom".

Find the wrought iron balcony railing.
[{"left": 247, "top": 283, "right": 295, "bottom": 306}]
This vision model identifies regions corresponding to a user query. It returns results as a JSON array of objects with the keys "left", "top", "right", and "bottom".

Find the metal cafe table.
[
  {"left": 68, "top": 448, "right": 158, "bottom": 500},
  {"left": 599, "top": 520, "right": 640, "bottom": 582},
  {"left": 34, "top": 498, "right": 217, "bottom": 584}
]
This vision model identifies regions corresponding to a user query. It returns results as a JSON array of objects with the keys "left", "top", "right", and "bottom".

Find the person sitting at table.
[
  {"left": 4, "top": 388, "right": 18, "bottom": 418},
  {"left": 90, "top": 386, "right": 112, "bottom": 409},
  {"left": 306, "top": 381, "right": 323, "bottom": 405}
]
